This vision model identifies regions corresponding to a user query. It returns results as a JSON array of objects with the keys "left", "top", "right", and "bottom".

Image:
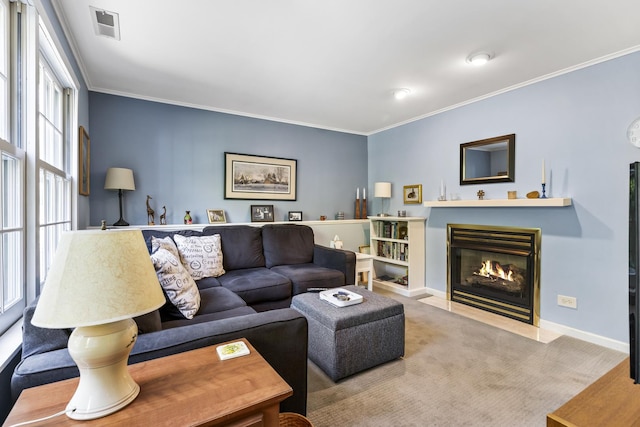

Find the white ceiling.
[{"left": 52, "top": 0, "right": 640, "bottom": 135}]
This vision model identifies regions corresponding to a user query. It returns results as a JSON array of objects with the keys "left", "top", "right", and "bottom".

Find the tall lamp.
[
  {"left": 374, "top": 182, "right": 391, "bottom": 216},
  {"left": 32, "top": 229, "right": 165, "bottom": 420},
  {"left": 104, "top": 167, "right": 135, "bottom": 226}
]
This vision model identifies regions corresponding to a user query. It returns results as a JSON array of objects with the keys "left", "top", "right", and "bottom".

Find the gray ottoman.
[{"left": 291, "top": 285, "right": 404, "bottom": 381}]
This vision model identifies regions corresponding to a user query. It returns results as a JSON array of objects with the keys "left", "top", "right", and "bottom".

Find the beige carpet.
[{"left": 306, "top": 292, "right": 627, "bottom": 426}]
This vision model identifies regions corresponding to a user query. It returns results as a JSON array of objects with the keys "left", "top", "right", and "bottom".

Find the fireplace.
[{"left": 447, "top": 224, "right": 541, "bottom": 326}]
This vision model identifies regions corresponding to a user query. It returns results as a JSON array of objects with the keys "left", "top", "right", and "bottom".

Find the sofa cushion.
[
  {"left": 271, "top": 263, "right": 345, "bottom": 295},
  {"left": 196, "top": 276, "right": 222, "bottom": 290},
  {"left": 151, "top": 248, "right": 200, "bottom": 319},
  {"left": 217, "top": 267, "right": 292, "bottom": 305},
  {"left": 262, "top": 224, "right": 314, "bottom": 268},
  {"left": 174, "top": 234, "right": 225, "bottom": 279},
  {"left": 198, "top": 286, "right": 248, "bottom": 314},
  {"left": 21, "top": 299, "right": 72, "bottom": 360},
  {"left": 161, "top": 306, "right": 257, "bottom": 329},
  {"left": 203, "top": 225, "right": 265, "bottom": 270},
  {"left": 133, "top": 310, "right": 162, "bottom": 334},
  {"left": 151, "top": 235, "right": 180, "bottom": 259},
  {"left": 141, "top": 229, "right": 202, "bottom": 253}
]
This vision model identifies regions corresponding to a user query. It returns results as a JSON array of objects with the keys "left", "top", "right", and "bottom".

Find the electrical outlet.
[{"left": 557, "top": 295, "right": 577, "bottom": 309}]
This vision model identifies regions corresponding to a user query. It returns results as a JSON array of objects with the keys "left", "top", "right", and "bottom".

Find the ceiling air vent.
[{"left": 89, "top": 6, "right": 121, "bottom": 40}]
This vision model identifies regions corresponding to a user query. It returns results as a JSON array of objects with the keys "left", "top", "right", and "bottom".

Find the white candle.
[
  {"left": 363, "top": 188, "right": 366, "bottom": 199},
  {"left": 440, "top": 180, "right": 445, "bottom": 197},
  {"left": 542, "top": 159, "right": 546, "bottom": 184},
  {"left": 357, "top": 188, "right": 359, "bottom": 199}
]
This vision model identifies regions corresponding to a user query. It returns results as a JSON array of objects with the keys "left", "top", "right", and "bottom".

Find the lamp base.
[
  {"left": 113, "top": 218, "right": 130, "bottom": 226},
  {"left": 66, "top": 319, "right": 140, "bottom": 420}
]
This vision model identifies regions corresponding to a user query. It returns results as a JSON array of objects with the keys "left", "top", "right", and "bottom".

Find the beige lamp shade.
[
  {"left": 374, "top": 182, "right": 391, "bottom": 198},
  {"left": 32, "top": 229, "right": 164, "bottom": 329},
  {"left": 104, "top": 167, "right": 135, "bottom": 191}
]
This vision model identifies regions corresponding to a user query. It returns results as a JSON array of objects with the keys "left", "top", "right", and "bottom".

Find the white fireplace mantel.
[{"left": 423, "top": 197, "right": 572, "bottom": 208}]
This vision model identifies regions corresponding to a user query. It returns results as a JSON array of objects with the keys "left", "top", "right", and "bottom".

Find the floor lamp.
[
  {"left": 104, "top": 167, "right": 135, "bottom": 226},
  {"left": 374, "top": 182, "right": 391, "bottom": 216},
  {"left": 32, "top": 229, "right": 165, "bottom": 420}
]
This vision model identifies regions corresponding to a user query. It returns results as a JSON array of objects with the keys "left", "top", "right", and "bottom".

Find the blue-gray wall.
[
  {"left": 88, "top": 93, "right": 368, "bottom": 226},
  {"left": 369, "top": 51, "right": 640, "bottom": 344}
]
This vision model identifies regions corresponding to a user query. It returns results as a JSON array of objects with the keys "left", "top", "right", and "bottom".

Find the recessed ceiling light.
[
  {"left": 393, "top": 88, "right": 411, "bottom": 100},
  {"left": 466, "top": 52, "right": 493, "bottom": 66}
]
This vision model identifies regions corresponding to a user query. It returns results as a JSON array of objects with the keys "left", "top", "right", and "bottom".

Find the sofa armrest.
[
  {"left": 12, "top": 309, "right": 308, "bottom": 415},
  {"left": 313, "top": 245, "right": 356, "bottom": 286}
]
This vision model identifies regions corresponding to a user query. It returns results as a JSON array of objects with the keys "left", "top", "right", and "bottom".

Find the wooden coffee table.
[{"left": 4, "top": 338, "right": 292, "bottom": 426}]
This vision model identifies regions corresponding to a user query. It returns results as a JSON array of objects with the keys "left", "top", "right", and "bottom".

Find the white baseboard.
[
  {"left": 424, "top": 286, "right": 629, "bottom": 353},
  {"left": 539, "top": 319, "right": 629, "bottom": 353}
]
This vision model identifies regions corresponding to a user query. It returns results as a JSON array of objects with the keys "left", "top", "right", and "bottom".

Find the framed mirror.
[{"left": 460, "top": 134, "right": 515, "bottom": 185}]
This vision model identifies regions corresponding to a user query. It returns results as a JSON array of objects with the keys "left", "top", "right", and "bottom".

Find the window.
[
  {"left": 0, "top": 2, "right": 77, "bottom": 335},
  {"left": 0, "top": 0, "right": 25, "bottom": 334},
  {"left": 37, "top": 57, "right": 71, "bottom": 282}
]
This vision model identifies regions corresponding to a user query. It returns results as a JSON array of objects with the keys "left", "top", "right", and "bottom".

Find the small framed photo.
[
  {"left": 251, "top": 205, "right": 274, "bottom": 222},
  {"left": 403, "top": 184, "right": 422, "bottom": 204},
  {"left": 207, "top": 209, "right": 226, "bottom": 224},
  {"left": 288, "top": 211, "right": 303, "bottom": 221}
]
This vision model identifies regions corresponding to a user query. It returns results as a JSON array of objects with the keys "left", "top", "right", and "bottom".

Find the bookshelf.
[{"left": 369, "top": 216, "right": 426, "bottom": 297}]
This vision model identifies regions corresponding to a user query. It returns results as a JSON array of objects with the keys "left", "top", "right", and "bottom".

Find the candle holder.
[
  {"left": 541, "top": 183, "right": 547, "bottom": 199},
  {"left": 355, "top": 197, "right": 361, "bottom": 219},
  {"left": 362, "top": 198, "right": 367, "bottom": 218}
]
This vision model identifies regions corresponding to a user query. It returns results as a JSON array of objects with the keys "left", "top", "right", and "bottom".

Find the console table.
[{"left": 3, "top": 339, "right": 292, "bottom": 426}]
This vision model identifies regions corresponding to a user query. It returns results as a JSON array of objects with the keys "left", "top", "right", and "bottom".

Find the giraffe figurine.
[
  {"left": 146, "top": 195, "right": 155, "bottom": 225},
  {"left": 160, "top": 206, "right": 167, "bottom": 225}
]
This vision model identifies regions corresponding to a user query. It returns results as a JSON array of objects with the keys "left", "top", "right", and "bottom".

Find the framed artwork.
[
  {"left": 225, "top": 152, "right": 297, "bottom": 200},
  {"left": 403, "top": 184, "right": 422, "bottom": 204},
  {"left": 79, "top": 126, "right": 90, "bottom": 196},
  {"left": 251, "top": 205, "right": 274, "bottom": 222},
  {"left": 206, "top": 209, "right": 226, "bottom": 224},
  {"left": 288, "top": 211, "right": 302, "bottom": 221}
]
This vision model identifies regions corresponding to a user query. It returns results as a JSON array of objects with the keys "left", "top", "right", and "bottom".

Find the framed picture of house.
[
  {"left": 251, "top": 205, "right": 274, "bottom": 222},
  {"left": 206, "top": 209, "right": 226, "bottom": 223},
  {"left": 225, "top": 152, "right": 297, "bottom": 200},
  {"left": 288, "top": 211, "right": 302, "bottom": 221},
  {"left": 403, "top": 184, "right": 422, "bottom": 204},
  {"left": 79, "top": 126, "right": 90, "bottom": 196}
]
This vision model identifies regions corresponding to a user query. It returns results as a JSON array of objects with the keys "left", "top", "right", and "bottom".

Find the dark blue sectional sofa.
[{"left": 11, "top": 223, "right": 356, "bottom": 415}]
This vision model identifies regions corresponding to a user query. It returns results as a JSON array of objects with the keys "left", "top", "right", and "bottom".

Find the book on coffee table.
[
  {"left": 319, "top": 288, "right": 363, "bottom": 307},
  {"left": 216, "top": 341, "right": 250, "bottom": 360}
]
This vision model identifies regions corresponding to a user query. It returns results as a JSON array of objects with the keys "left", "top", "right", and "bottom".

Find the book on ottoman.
[{"left": 319, "top": 288, "right": 363, "bottom": 307}]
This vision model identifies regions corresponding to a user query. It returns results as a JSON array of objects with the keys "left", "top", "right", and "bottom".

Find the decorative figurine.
[
  {"left": 146, "top": 195, "right": 155, "bottom": 225},
  {"left": 101, "top": 219, "right": 107, "bottom": 230},
  {"left": 184, "top": 210, "right": 192, "bottom": 225},
  {"left": 477, "top": 190, "right": 485, "bottom": 200},
  {"left": 160, "top": 206, "right": 167, "bottom": 225}
]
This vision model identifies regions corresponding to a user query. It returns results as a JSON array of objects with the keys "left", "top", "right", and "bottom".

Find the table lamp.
[
  {"left": 374, "top": 182, "right": 391, "bottom": 216},
  {"left": 104, "top": 167, "right": 135, "bottom": 226},
  {"left": 31, "top": 229, "right": 165, "bottom": 420}
]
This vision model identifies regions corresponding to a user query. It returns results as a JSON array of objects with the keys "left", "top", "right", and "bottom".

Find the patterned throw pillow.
[
  {"left": 151, "top": 235, "right": 180, "bottom": 259},
  {"left": 173, "top": 234, "right": 225, "bottom": 280},
  {"left": 150, "top": 247, "right": 200, "bottom": 319}
]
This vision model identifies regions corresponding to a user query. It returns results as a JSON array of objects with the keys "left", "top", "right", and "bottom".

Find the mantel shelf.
[{"left": 423, "top": 198, "right": 572, "bottom": 208}]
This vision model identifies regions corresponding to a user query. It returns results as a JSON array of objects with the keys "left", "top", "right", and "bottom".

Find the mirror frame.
[{"left": 460, "top": 134, "right": 515, "bottom": 185}]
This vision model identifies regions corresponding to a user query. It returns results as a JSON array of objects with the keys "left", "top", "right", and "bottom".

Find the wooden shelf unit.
[{"left": 369, "top": 216, "right": 426, "bottom": 297}]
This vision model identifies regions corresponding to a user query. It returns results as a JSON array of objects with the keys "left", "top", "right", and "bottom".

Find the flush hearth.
[{"left": 447, "top": 224, "right": 541, "bottom": 326}]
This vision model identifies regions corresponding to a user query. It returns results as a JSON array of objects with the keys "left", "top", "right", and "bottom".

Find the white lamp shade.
[
  {"left": 374, "top": 182, "right": 392, "bottom": 198},
  {"left": 104, "top": 167, "right": 135, "bottom": 191},
  {"left": 32, "top": 229, "right": 165, "bottom": 329}
]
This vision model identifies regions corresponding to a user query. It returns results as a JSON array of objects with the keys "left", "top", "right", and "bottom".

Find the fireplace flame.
[{"left": 478, "top": 260, "right": 514, "bottom": 281}]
